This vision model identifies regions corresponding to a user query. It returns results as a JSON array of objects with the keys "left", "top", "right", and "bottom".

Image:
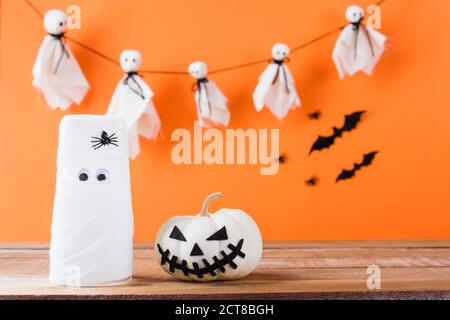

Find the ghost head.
[
  {"left": 44, "top": 9, "right": 68, "bottom": 35},
  {"left": 271, "top": 43, "right": 290, "bottom": 61},
  {"left": 345, "top": 5, "right": 365, "bottom": 23},
  {"left": 188, "top": 61, "right": 208, "bottom": 79},
  {"left": 120, "top": 50, "right": 142, "bottom": 73}
]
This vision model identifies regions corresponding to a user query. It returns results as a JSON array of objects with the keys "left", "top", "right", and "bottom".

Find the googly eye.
[
  {"left": 96, "top": 169, "right": 109, "bottom": 182},
  {"left": 125, "top": 58, "right": 128, "bottom": 62},
  {"left": 59, "top": 22, "right": 63, "bottom": 26},
  {"left": 132, "top": 59, "right": 136, "bottom": 62},
  {"left": 78, "top": 169, "right": 90, "bottom": 182}
]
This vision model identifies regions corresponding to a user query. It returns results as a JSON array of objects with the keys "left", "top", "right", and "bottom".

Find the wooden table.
[{"left": 1, "top": 241, "right": 449, "bottom": 300}]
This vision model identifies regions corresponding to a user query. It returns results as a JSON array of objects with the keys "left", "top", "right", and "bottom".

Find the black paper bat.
[
  {"left": 305, "top": 176, "right": 318, "bottom": 186},
  {"left": 275, "top": 154, "right": 287, "bottom": 164},
  {"left": 308, "top": 110, "right": 322, "bottom": 120},
  {"left": 336, "top": 151, "right": 378, "bottom": 183},
  {"left": 309, "top": 111, "right": 365, "bottom": 154}
]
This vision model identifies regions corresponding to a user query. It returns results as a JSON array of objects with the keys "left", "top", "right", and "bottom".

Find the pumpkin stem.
[{"left": 200, "top": 192, "right": 222, "bottom": 217}]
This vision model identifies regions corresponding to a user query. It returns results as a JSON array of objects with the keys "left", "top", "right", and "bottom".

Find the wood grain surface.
[{"left": 1, "top": 241, "right": 449, "bottom": 300}]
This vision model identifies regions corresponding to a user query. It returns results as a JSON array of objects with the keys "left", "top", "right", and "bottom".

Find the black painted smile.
[{"left": 157, "top": 239, "right": 245, "bottom": 278}]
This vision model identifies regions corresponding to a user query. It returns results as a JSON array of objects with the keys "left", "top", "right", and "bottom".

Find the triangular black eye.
[
  {"left": 206, "top": 226, "right": 228, "bottom": 241},
  {"left": 169, "top": 226, "right": 186, "bottom": 241}
]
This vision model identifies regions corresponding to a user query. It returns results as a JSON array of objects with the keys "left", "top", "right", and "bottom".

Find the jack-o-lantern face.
[
  {"left": 158, "top": 224, "right": 245, "bottom": 278},
  {"left": 155, "top": 193, "right": 262, "bottom": 281}
]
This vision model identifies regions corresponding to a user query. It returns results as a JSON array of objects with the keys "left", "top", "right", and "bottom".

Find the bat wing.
[
  {"left": 361, "top": 151, "right": 379, "bottom": 167},
  {"left": 336, "top": 169, "right": 355, "bottom": 182},
  {"left": 341, "top": 111, "right": 365, "bottom": 132},
  {"left": 337, "top": 151, "right": 379, "bottom": 183},
  {"left": 310, "top": 135, "right": 335, "bottom": 154}
]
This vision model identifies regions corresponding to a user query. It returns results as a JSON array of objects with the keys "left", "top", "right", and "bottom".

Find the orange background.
[{"left": 1, "top": 0, "right": 449, "bottom": 242}]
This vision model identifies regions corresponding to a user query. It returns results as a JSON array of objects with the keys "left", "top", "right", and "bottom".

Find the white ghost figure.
[
  {"left": 253, "top": 43, "right": 301, "bottom": 120},
  {"left": 106, "top": 50, "right": 161, "bottom": 159},
  {"left": 188, "top": 61, "right": 230, "bottom": 127},
  {"left": 332, "top": 5, "right": 387, "bottom": 79},
  {"left": 32, "top": 9, "right": 89, "bottom": 110},
  {"left": 50, "top": 115, "right": 134, "bottom": 286}
]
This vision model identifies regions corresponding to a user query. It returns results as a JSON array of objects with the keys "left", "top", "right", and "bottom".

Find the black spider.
[{"left": 91, "top": 131, "right": 119, "bottom": 150}]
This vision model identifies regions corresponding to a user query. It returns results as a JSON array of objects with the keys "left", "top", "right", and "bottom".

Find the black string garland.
[{"left": 25, "top": 0, "right": 389, "bottom": 76}]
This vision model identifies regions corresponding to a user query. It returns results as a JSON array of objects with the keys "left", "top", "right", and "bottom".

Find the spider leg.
[
  {"left": 94, "top": 144, "right": 105, "bottom": 150},
  {"left": 108, "top": 133, "right": 116, "bottom": 139},
  {"left": 92, "top": 141, "right": 103, "bottom": 147},
  {"left": 91, "top": 139, "right": 102, "bottom": 143},
  {"left": 109, "top": 138, "right": 119, "bottom": 143},
  {"left": 92, "top": 143, "right": 103, "bottom": 149},
  {"left": 109, "top": 142, "right": 119, "bottom": 147}
]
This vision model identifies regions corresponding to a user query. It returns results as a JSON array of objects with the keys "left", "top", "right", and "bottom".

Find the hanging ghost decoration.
[
  {"left": 332, "top": 5, "right": 387, "bottom": 79},
  {"left": 106, "top": 50, "right": 161, "bottom": 159},
  {"left": 188, "top": 61, "right": 230, "bottom": 128},
  {"left": 253, "top": 43, "right": 301, "bottom": 120},
  {"left": 32, "top": 9, "right": 89, "bottom": 110},
  {"left": 50, "top": 115, "right": 134, "bottom": 286}
]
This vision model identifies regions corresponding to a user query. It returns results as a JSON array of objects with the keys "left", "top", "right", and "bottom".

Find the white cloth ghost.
[
  {"left": 106, "top": 50, "right": 161, "bottom": 159},
  {"left": 253, "top": 44, "right": 301, "bottom": 120},
  {"left": 333, "top": 5, "right": 387, "bottom": 79},
  {"left": 32, "top": 10, "right": 89, "bottom": 110},
  {"left": 50, "top": 115, "right": 134, "bottom": 286},
  {"left": 188, "top": 61, "right": 230, "bottom": 127}
]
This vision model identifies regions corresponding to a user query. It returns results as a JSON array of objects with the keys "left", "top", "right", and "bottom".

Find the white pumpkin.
[{"left": 155, "top": 192, "right": 263, "bottom": 281}]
